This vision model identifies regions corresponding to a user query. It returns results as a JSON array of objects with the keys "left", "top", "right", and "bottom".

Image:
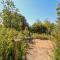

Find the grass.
[{"left": 31, "top": 33, "right": 49, "bottom": 40}]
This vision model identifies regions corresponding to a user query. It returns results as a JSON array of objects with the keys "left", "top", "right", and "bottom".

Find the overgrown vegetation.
[
  {"left": 0, "top": 0, "right": 60, "bottom": 60},
  {"left": 31, "top": 33, "right": 49, "bottom": 40},
  {"left": 0, "top": 0, "right": 29, "bottom": 60},
  {"left": 30, "top": 20, "right": 54, "bottom": 39},
  {"left": 51, "top": 3, "right": 60, "bottom": 60}
]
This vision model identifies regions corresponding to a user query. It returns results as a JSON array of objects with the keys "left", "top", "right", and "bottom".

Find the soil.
[{"left": 26, "top": 39, "right": 54, "bottom": 60}]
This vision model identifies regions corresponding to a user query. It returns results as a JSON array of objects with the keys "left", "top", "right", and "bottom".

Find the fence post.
[
  {"left": 12, "top": 37, "right": 31, "bottom": 60},
  {"left": 12, "top": 39, "right": 21, "bottom": 60}
]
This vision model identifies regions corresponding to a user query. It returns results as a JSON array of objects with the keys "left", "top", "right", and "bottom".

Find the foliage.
[
  {"left": 31, "top": 20, "right": 46, "bottom": 33},
  {"left": 0, "top": 26, "right": 29, "bottom": 60},
  {"left": 44, "top": 20, "right": 55, "bottom": 34},
  {"left": 0, "top": 0, "right": 29, "bottom": 60},
  {"left": 31, "top": 20, "right": 54, "bottom": 34},
  {"left": 32, "top": 33, "right": 49, "bottom": 40},
  {"left": 0, "top": 0, "right": 58, "bottom": 60},
  {"left": 2, "top": 10, "right": 28, "bottom": 31},
  {"left": 1, "top": 0, "right": 28, "bottom": 31},
  {"left": 23, "top": 27, "right": 30, "bottom": 37},
  {"left": 52, "top": 21, "right": 60, "bottom": 60},
  {"left": 0, "top": 26, "right": 18, "bottom": 60},
  {"left": 51, "top": 3, "right": 60, "bottom": 60},
  {"left": 18, "top": 40, "right": 28, "bottom": 60},
  {"left": 17, "top": 27, "right": 30, "bottom": 39},
  {"left": 1, "top": 0, "right": 16, "bottom": 11}
]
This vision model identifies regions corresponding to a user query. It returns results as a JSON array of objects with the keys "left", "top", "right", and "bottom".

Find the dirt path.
[{"left": 26, "top": 39, "right": 54, "bottom": 60}]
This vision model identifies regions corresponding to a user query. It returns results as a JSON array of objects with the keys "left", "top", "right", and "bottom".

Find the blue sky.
[{"left": 0, "top": 0, "right": 60, "bottom": 25}]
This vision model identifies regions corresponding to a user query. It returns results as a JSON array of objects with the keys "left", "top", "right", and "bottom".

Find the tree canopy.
[
  {"left": 31, "top": 20, "right": 54, "bottom": 34},
  {"left": 1, "top": 0, "right": 29, "bottom": 31}
]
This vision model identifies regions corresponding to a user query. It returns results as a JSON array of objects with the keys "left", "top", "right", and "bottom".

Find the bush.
[
  {"left": 18, "top": 40, "right": 28, "bottom": 60},
  {"left": 0, "top": 27, "right": 18, "bottom": 60},
  {"left": 31, "top": 33, "right": 49, "bottom": 40},
  {"left": 0, "top": 26, "right": 28, "bottom": 60}
]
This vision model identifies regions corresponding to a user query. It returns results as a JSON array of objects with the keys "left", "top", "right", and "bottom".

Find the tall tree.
[
  {"left": 1, "top": 0, "right": 16, "bottom": 11},
  {"left": 31, "top": 20, "right": 53, "bottom": 34},
  {"left": 1, "top": 0, "right": 29, "bottom": 31}
]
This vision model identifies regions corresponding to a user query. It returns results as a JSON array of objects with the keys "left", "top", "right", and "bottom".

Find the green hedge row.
[{"left": 31, "top": 33, "right": 49, "bottom": 40}]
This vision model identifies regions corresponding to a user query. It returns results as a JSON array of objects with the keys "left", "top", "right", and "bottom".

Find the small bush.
[{"left": 32, "top": 33, "right": 49, "bottom": 40}]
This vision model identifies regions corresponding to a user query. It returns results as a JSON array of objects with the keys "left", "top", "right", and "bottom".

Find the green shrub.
[
  {"left": 0, "top": 27, "right": 18, "bottom": 60},
  {"left": 0, "top": 26, "right": 28, "bottom": 60},
  {"left": 18, "top": 40, "right": 28, "bottom": 60},
  {"left": 32, "top": 33, "right": 49, "bottom": 40}
]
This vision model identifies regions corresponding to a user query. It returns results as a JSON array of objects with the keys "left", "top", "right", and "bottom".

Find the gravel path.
[{"left": 26, "top": 39, "right": 54, "bottom": 60}]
